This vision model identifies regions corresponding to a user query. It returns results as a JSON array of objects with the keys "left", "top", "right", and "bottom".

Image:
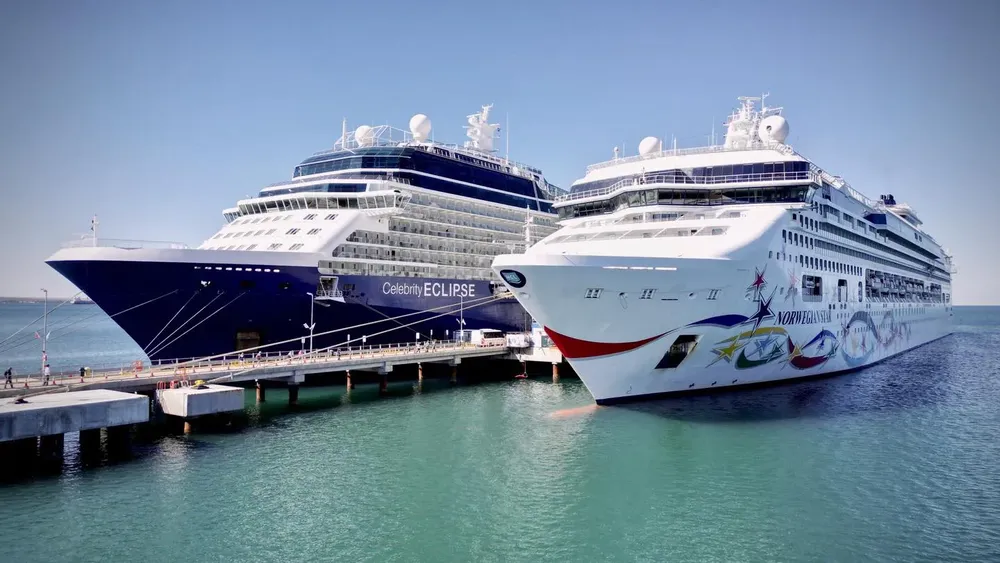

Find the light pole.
[
  {"left": 41, "top": 288, "right": 48, "bottom": 378},
  {"left": 304, "top": 292, "right": 315, "bottom": 354}
]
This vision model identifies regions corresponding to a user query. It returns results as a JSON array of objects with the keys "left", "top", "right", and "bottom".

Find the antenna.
[
  {"left": 341, "top": 118, "right": 347, "bottom": 149},
  {"left": 711, "top": 117, "right": 716, "bottom": 146}
]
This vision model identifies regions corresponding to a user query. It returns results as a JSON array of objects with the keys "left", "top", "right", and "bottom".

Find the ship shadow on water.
[{"left": 618, "top": 335, "right": 961, "bottom": 424}]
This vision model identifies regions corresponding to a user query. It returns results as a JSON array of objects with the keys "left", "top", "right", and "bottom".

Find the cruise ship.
[
  {"left": 493, "top": 95, "right": 954, "bottom": 404},
  {"left": 47, "top": 105, "right": 562, "bottom": 361}
]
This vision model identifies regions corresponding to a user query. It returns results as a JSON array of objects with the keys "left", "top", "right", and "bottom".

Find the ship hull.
[
  {"left": 493, "top": 253, "right": 953, "bottom": 404},
  {"left": 48, "top": 252, "right": 526, "bottom": 362}
]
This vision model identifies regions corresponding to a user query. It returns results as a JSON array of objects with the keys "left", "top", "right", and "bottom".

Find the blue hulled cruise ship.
[{"left": 47, "top": 105, "right": 563, "bottom": 361}]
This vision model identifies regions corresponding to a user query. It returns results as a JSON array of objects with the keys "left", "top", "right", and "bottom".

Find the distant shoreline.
[{"left": 0, "top": 298, "right": 77, "bottom": 304}]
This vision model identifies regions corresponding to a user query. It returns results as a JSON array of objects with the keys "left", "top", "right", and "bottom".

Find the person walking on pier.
[
  {"left": 3, "top": 367, "right": 13, "bottom": 389},
  {"left": 43, "top": 364, "right": 51, "bottom": 386}
]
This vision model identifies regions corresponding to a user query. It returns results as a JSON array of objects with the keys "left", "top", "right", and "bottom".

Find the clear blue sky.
[{"left": 1, "top": 0, "right": 996, "bottom": 304}]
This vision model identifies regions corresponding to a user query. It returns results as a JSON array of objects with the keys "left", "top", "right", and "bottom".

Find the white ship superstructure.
[
  {"left": 493, "top": 95, "right": 954, "bottom": 404},
  {"left": 200, "top": 106, "right": 561, "bottom": 284}
]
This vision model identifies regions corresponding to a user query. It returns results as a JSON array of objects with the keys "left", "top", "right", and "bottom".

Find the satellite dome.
[
  {"left": 758, "top": 115, "right": 789, "bottom": 144},
  {"left": 355, "top": 125, "right": 374, "bottom": 147},
  {"left": 409, "top": 114, "right": 432, "bottom": 142},
  {"left": 638, "top": 136, "right": 662, "bottom": 156}
]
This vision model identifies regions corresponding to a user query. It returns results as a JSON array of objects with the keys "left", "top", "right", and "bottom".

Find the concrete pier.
[
  {"left": 346, "top": 370, "right": 354, "bottom": 390},
  {"left": 0, "top": 340, "right": 508, "bottom": 400},
  {"left": 157, "top": 385, "right": 244, "bottom": 418},
  {"left": 288, "top": 385, "right": 299, "bottom": 405},
  {"left": 450, "top": 365, "right": 458, "bottom": 384},
  {"left": 0, "top": 390, "right": 149, "bottom": 443},
  {"left": 256, "top": 381, "right": 266, "bottom": 403}
]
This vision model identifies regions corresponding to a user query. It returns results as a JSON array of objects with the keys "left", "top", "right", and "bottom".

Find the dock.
[
  {"left": 0, "top": 389, "right": 149, "bottom": 458},
  {"left": 2, "top": 340, "right": 512, "bottom": 397},
  {"left": 0, "top": 334, "right": 565, "bottom": 460}
]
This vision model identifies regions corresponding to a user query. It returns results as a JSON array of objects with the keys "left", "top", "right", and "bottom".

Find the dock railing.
[{"left": 8, "top": 339, "right": 508, "bottom": 389}]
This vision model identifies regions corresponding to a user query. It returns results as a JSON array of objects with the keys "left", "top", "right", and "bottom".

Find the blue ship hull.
[{"left": 47, "top": 257, "right": 529, "bottom": 361}]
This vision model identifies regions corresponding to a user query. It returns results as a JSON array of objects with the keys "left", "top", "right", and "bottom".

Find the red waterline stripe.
[{"left": 544, "top": 326, "right": 666, "bottom": 359}]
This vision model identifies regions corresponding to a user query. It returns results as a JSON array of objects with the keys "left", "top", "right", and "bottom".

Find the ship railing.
[
  {"left": 585, "top": 141, "right": 796, "bottom": 172},
  {"left": 263, "top": 173, "right": 413, "bottom": 190},
  {"left": 10, "top": 339, "right": 509, "bottom": 385},
  {"left": 315, "top": 288, "right": 344, "bottom": 299},
  {"left": 306, "top": 133, "right": 545, "bottom": 182},
  {"left": 61, "top": 239, "right": 190, "bottom": 250},
  {"left": 557, "top": 170, "right": 818, "bottom": 204}
]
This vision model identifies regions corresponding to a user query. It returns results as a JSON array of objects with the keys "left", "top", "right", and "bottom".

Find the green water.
[{"left": 2, "top": 307, "right": 1000, "bottom": 562}]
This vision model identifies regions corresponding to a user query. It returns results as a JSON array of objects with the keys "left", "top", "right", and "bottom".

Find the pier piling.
[
  {"left": 79, "top": 428, "right": 101, "bottom": 454},
  {"left": 39, "top": 434, "right": 64, "bottom": 460},
  {"left": 288, "top": 384, "right": 299, "bottom": 405},
  {"left": 256, "top": 381, "right": 266, "bottom": 403}
]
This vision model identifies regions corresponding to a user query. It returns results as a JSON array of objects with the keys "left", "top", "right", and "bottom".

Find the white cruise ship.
[
  {"left": 493, "top": 95, "right": 955, "bottom": 404},
  {"left": 47, "top": 105, "right": 563, "bottom": 361}
]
